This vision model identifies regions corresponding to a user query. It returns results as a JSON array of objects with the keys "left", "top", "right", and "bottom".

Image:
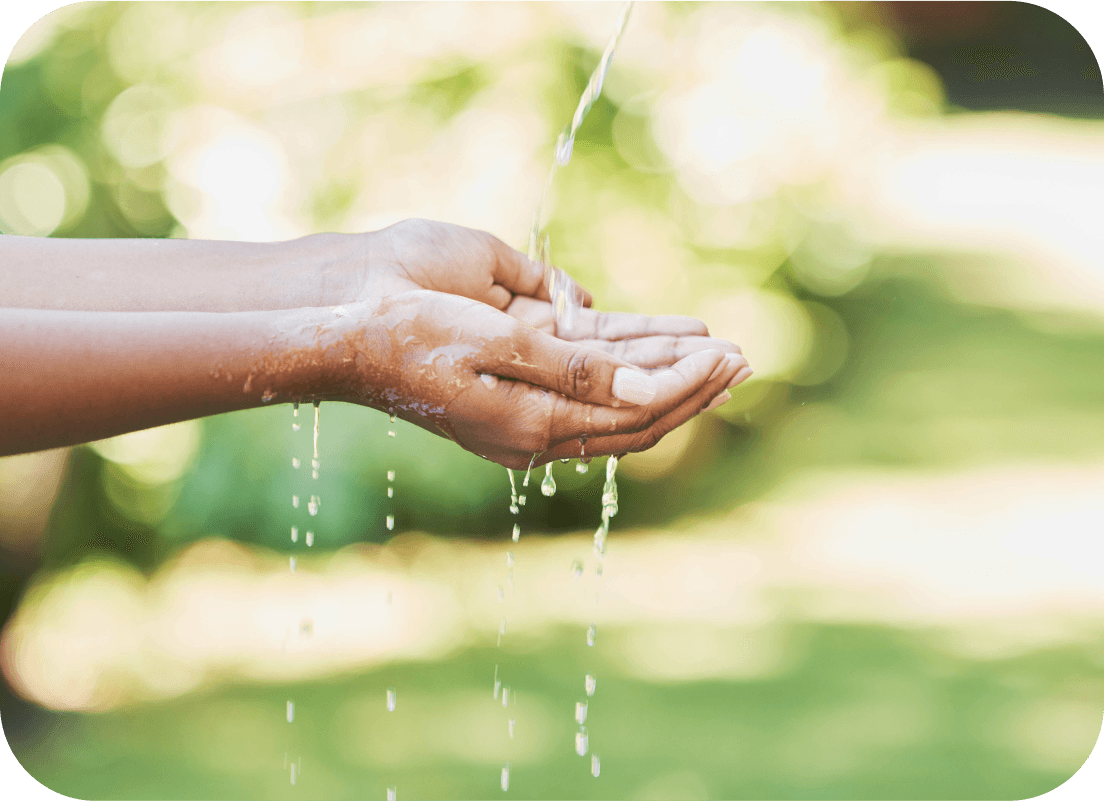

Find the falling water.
[
  {"left": 386, "top": 687, "right": 397, "bottom": 712},
  {"left": 527, "top": 0, "right": 634, "bottom": 335}
]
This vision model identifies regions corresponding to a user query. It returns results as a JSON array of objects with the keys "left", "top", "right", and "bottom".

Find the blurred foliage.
[{"left": 2, "top": 2, "right": 1103, "bottom": 799}]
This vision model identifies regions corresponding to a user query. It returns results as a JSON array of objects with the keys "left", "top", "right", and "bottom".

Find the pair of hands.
[{"left": 312, "top": 219, "right": 751, "bottom": 470}]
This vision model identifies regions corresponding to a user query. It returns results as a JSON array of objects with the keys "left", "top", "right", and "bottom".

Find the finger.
[
  {"left": 486, "top": 235, "right": 595, "bottom": 310},
  {"left": 574, "top": 335, "right": 741, "bottom": 369},
  {"left": 537, "top": 356, "right": 748, "bottom": 462},
  {"left": 564, "top": 307, "right": 710, "bottom": 341},
  {"left": 481, "top": 321, "right": 701, "bottom": 408}
]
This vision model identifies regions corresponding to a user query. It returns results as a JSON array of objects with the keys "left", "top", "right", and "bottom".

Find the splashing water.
[{"left": 527, "top": 0, "right": 634, "bottom": 334}]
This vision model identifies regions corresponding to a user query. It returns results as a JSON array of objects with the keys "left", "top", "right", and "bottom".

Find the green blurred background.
[{"left": 2, "top": 2, "right": 1104, "bottom": 799}]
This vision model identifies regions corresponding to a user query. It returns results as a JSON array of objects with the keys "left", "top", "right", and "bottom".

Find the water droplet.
[
  {"left": 292, "top": 422, "right": 300, "bottom": 432},
  {"left": 494, "top": 679, "right": 501, "bottom": 700},
  {"left": 502, "top": 685, "right": 510, "bottom": 707},
  {"left": 262, "top": 389, "right": 276, "bottom": 403},
  {"left": 591, "top": 754, "right": 600, "bottom": 778},
  {"left": 508, "top": 718, "right": 515, "bottom": 739},
  {"left": 292, "top": 495, "right": 299, "bottom": 508},
  {"left": 386, "top": 514, "right": 395, "bottom": 531},
  {"left": 575, "top": 700, "right": 588, "bottom": 725},
  {"left": 289, "top": 557, "right": 296, "bottom": 573},
  {"left": 595, "top": 563, "right": 604, "bottom": 579},
  {"left": 576, "top": 462, "right": 588, "bottom": 474},
  {"left": 541, "top": 469, "right": 556, "bottom": 497},
  {"left": 387, "top": 470, "right": 395, "bottom": 482},
  {"left": 308, "top": 496, "right": 319, "bottom": 516},
  {"left": 500, "top": 764, "right": 510, "bottom": 792},
  {"left": 480, "top": 373, "right": 499, "bottom": 389},
  {"left": 575, "top": 727, "right": 589, "bottom": 756},
  {"left": 290, "top": 762, "right": 296, "bottom": 785},
  {"left": 305, "top": 530, "right": 314, "bottom": 547},
  {"left": 512, "top": 524, "right": 520, "bottom": 542},
  {"left": 509, "top": 503, "right": 519, "bottom": 515},
  {"left": 291, "top": 526, "right": 298, "bottom": 543},
  {"left": 291, "top": 457, "right": 300, "bottom": 469},
  {"left": 387, "top": 487, "right": 393, "bottom": 498},
  {"left": 388, "top": 430, "right": 396, "bottom": 438},
  {"left": 571, "top": 560, "right": 583, "bottom": 580},
  {"left": 586, "top": 623, "right": 597, "bottom": 647},
  {"left": 506, "top": 551, "right": 514, "bottom": 568},
  {"left": 389, "top": 413, "right": 396, "bottom": 424},
  {"left": 518, "top": 494, "right": 527, "bottom": 507},
  {"left": 286, "top": 700, "right": 294, "bottom": 723},
  {"left": 386, "top": 687, "right": 396, "bottom": 712},
  {"left": 585, "top": 674, "right": 596, "bottom": 696},
  {"left": 593, "top": 525, "right": 608, "bottom": 558},
  {"left": 560, "top": 458, "right": 570, "bottom": 464},
  {"left": 387, "top": 786, "right": 397, "bottom": 801}
]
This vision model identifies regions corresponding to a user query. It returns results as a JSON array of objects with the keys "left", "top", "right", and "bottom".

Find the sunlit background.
[{"left": 1, "top": 2, "right": 1103, "bottom": 799}]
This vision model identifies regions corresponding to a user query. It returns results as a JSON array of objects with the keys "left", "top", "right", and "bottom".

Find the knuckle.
[{"left": 565, "top": 348, "right": 598, "bottom": 399}]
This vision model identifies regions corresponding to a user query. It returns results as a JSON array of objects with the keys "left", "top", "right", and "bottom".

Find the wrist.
[{"left": 281, "top": 232, "right": 370, "bottom": 309}]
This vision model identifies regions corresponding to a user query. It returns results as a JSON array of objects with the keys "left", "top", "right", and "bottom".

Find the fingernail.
[
  {"left": 704, "top": 390, "right": 731, "bottom": 412},
  {"left": 683, "top": 348, "right": 724, "bottom": 375},
  {"left": 727, "top": 365, "right": 754, "bottom": 389},
  {"left": 612, "top": 368, "right": 658, "bottom": 405}
]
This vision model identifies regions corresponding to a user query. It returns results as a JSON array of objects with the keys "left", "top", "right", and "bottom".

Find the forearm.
[
  {"left": 0, "top": 233, "right": 366, "bottom": 312},
  {"left": 0, "top": 306, "right": 345, "bottom": 455}
]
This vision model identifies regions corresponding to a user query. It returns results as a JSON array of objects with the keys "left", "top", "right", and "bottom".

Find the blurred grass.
[{"left": 13, "top": 620, "right": 1103, "bottom": 800}]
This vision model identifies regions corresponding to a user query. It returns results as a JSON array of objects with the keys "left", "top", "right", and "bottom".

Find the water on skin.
[{"left": 386, "top": 687, "right": 396, "bottom": 712}]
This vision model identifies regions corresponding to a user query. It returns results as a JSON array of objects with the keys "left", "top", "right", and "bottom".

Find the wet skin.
[{"left": 0, "top": 219, "right": 751, "bottom": 465}]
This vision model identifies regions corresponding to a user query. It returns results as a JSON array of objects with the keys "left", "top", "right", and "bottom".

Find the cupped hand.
[
  {"left": 361, "top": 218, "right": 741, "bottom": 369},
  {"left": 321, "top": 290, "right": 750, "bottom": 469}
]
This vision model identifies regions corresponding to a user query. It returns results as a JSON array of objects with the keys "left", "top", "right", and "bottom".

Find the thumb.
[{"left": 483, "top": 321, "right": 687, "bottom": 408}]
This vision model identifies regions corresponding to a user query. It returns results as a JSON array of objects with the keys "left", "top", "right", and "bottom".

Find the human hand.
[{"left": 314, "top": 290, "right": 750, "bottom": 469}]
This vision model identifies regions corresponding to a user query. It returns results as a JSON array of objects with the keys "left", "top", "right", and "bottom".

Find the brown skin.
[{"left": 0, "top": 220, "right": 751, "bottom": 465}]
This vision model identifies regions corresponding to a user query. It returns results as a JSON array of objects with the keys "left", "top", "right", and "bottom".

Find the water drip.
[
  {"left": 541, "top": 463, "right": 557, "bottom": 496},
  {"left": 286, "top": 700, "right": 294, "bottom": 723},
  {"left": 305, "top": 530, "right": 314, "bottom": 547},
  {"left": 500, "top": 764, "right": 510, "bottom": 792},
  {"left": 586, "top": 623, "right": 597, "bottom": 647},
  {"left": 591, "top": 754, "right": 601, "bottom": 778},
  {"left": 575, "top": 727, "right": 589, "bottom": 756},
  {"left": 386, "top": 687, "right": 396, "bottom": 712},
  {"left": 585, "top": 674, "right": 596, "bottom": 696},
  {"left": 575, "top": 700, "right": 588, "bottom": 725}
]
